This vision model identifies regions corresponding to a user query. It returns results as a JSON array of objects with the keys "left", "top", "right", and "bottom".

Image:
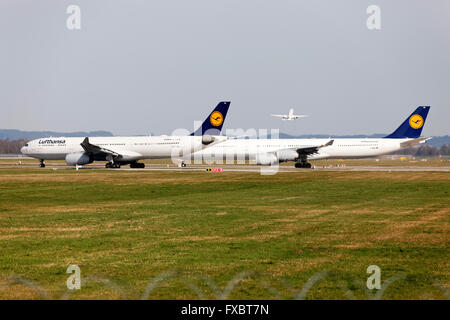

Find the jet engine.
[
  {"left": 277, "top": 149, "right": 299, "bottom": 162},
  {"left": 202, "top": 135, "right": 215, "bottom": 145},
  {"left": 65, "top": 152, "right": 93, "bottom": 166},
  {"left": 256, "top": 153, "right": 278, "bottom": 165}
]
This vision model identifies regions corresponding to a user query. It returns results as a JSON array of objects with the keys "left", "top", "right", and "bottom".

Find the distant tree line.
[
  {"left": 0, "top": 139, "right": 28, "bottom": 154},
  {"left": 392, "top": 144, "right": 450, "bottom": 156},
  {"left": 0, "top": 138, "right": 449, "bottom": 156}
]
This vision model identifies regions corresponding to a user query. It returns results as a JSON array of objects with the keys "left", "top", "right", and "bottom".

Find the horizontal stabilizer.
[{"left": 400, "top": 137, "right": 431, "bottom": 148}]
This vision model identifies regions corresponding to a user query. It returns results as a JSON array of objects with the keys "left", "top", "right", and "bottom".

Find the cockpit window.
[{"left": 24, "top": 144, "right": 28, "bottom": 147}]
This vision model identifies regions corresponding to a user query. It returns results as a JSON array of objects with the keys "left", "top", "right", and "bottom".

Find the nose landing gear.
[{"left": 39, "top": 159, "right": 45, "bottom": 168}]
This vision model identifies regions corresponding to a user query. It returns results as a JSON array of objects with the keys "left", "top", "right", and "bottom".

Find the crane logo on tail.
[
  {"left": 409, "top": 114, "right": 424, "bottom": 129},
  {"left": 210, "top": 111, "right": 223, "bottom": 127}
]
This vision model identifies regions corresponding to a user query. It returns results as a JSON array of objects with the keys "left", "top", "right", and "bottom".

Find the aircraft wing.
[
  {"left": 292, "top": 115, "right": 308, "bottom": 119},
  {"left": 271, "top": 114, "right": 286, "bottom": 118},
  {"left": 295, "top": 139, "right": 334, "bottom": 156},
  {"left": 81, "top": 137, "right": 142, "bottom": 161},
  {"left": 81, "top": 137, "right": 119, "bottom": 157}
]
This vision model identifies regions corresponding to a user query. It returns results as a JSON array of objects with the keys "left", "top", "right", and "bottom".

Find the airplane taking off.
[
  {"left": 192, "top": 106, "right": 431, "bottom": 168},
  {"left": 271, "top": 108, "right": 308, "bottom": 121},
  {"left": 21, "top": 101, "right": 231, "bottom": 168}
]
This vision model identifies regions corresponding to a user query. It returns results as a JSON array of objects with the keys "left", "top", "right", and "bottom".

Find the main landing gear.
[
  {"left": 294, "top": 156, "right": 312, "bottom": 168},
  {"left": 105, "top": 162, "right": 145, "bottom": 169},
  {"left": 295, "top": 162, "right": 312, "bottom": 168},
  {"left": 39, "top": 159, "right": 45, "bottom": 168},
  {"left": 105, "top": 162, "right": 121, "bottom": 169},
  {"left": 130, "top": 162, "right": 145, "bottom": 168}
]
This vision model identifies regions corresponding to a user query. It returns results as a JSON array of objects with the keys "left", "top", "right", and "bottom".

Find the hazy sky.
[{"left": 1, "top": 0, "right": 449, "bottom": 136}]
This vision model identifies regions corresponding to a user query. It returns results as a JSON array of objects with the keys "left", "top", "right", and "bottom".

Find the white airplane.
[
  {"left": 21, "top": 102, "right": 231, "bottom": 168},
  {"left": 191, "top": 106, "right": 431, "bottom": 168},
  {"left": 271, "top": 108, "right": 308, "bottom": 121}
]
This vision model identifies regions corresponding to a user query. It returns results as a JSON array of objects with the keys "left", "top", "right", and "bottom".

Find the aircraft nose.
[{"left": 20, "top": 146, "right": 27, "bottom": 154}]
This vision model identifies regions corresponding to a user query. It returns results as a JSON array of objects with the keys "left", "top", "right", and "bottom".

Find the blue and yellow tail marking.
[
  {"left": 190, "top": 101, "right": 231, "bottom": 136},
  {"left": 385, "top": 106, "right": 430, "bottom": 139}
]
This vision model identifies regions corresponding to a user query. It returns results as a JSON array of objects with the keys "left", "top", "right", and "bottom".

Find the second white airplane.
[{"left": 192, "top": 106, "right": 431, "bottom": 168}]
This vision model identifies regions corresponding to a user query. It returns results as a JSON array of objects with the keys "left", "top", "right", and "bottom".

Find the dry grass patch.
[{"left": 374, "top": 208, "right": 449, "bottom": 242}]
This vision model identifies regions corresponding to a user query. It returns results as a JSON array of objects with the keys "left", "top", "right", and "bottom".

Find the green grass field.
[{"left": 0, "top": 169, "right": 448, "bottom": 299}]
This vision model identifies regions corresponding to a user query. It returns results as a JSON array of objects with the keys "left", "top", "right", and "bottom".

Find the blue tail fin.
[
  {"left": 190, "top": 101, "right": 231, "bottom": 136},
  {"left": 385, "top": 106, "right": 430, "bottom": 139}
]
